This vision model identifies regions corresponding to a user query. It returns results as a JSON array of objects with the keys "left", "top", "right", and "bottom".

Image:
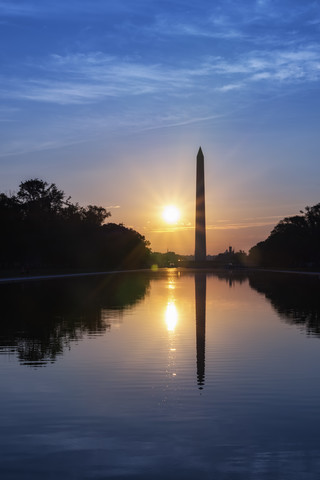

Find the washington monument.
[{"left": 195, "top": 147, "right": 206, "bottom": 262}]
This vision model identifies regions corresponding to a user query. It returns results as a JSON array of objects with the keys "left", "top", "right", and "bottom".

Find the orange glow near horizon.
[
  {"left": 144, "top": 221, "right": 276, "bottom": 255},
  {"left": 105, "top": 148, "right": 290, "bottom": 255}
]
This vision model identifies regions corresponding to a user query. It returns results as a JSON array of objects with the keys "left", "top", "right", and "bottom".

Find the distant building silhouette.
[
  {"left": 195, "top": 147, "right": 206, "bottom": 262},
  {"left": 195, "top": 273, "right": 206, "bottom": 389}
]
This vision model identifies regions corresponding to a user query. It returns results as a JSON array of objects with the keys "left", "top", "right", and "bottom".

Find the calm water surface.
[{"left": 1, "top": 270, "right": 320, "bottom": 479}]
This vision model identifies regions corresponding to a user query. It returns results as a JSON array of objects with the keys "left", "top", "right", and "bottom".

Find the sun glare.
[
  {"left": 162, "top": 205, "right": 180, "bottom": 224},
  {"left": 165, "top": 301, "right": 178, "bottom": 331}
]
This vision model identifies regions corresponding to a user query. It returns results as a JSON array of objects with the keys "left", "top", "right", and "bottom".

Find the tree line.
[
  {"left": 248, "top": 203, "right": 320, "bottom": 268},
  {"left": 0, "top": 179, "right": 151, "bottom": 272},
  {"left": 193, "top": 202, "right": 320, "bottom": 270},
  {"left": 2, "top": 178, "right": 319, "bottom": 272}
]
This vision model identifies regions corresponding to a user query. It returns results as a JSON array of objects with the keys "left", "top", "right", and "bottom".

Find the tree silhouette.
[
  {"left": 249, "top": 203, "right": 320, "bottom": 268},
  {"left": 0, "top": 273, "right": 151, "bottom": 366},
  {"left": 248, "top": 272, "right": 320, "bottom": 337},
  {"left": 17, "top": 179, "right": 64, "bottom": 213},
  {"left": 0, "top": 178, "right": 150, "bottom": 271}
]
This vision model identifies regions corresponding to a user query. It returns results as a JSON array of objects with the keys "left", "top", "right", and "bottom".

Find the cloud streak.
[
  {"left": 0, "top": 1, "right": 132, "bottom": 17},
  {"left": 211, "top": 45, "right": 320, "bottom": 82},
  {"left": 6, "top": 53, "right": 210, "bottom": 105},
  {"left": 150, "top": 16, "right": 245, "bottom": 40},
  {"left": 149, "top": 217, "right": 283, "bottom": 234},
  {"left": 3, "top": 44, "right": 320, "bottom": 106},
  {"left": 0, "top": 1, "right": 42, "bottom": 17}
]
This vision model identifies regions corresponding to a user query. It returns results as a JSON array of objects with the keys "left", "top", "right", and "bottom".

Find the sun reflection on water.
[
  {"left": 167, "top": 278, "right": 176, "bottom": 290},
  {"left": 165, "top": 301, "right": 178, "bottom": 332},
  {"left": 164, "top": 274, "right": 179, "bottom": 381}
]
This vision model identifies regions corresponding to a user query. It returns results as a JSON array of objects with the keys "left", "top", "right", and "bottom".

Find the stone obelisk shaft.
[{"left": 195, "top": 147, "right": 206, "bottom": 262}]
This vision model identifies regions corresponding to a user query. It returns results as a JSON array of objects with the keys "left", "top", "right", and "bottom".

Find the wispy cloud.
[
  {"left": 138, "top": 114, "right": 223, "bottom": 132},
  {"left": 4, "top": 44, "right": 320, "bottom": 106},
  {"left": 207, "top": 214, "right": 296, "bottom": 232},
  {"left": 0, "top": 136, "right": 87, "bottom": 158},
  {"left": 4, "top": 52, "right": 213, "bottom": 105},
  {"left": 146, "top": 2, "right": 320, "bottom": 46},
  {"left": 151, "top": 15, "right": 245, "bottom": 40},
  {"left": 216, "top": 83, "right": 243, "bottom": 92},
  {"left": 148, "top": 214, "right": 285, "bottom": 234},
  {"left": 0, "top": 1, "right": 132, "bottom": 17},
  {"left": 212, "top": 44, "right": 320, "bottom": 90},
  {"left": 0, "top": 1, "right": 41, "bottom": 17}
]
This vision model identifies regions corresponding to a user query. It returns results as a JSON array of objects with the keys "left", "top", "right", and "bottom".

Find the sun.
[{"left": 162, "top": 205, "right": 180, "bottom": 223}]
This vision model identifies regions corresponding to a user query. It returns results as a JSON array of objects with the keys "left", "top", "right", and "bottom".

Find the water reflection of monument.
[
  {"left": 195, "top": 273, "right": 206, "bottom": 389},
  {"left": 164, "top": 271, "right": 206, "bottom": 389}
]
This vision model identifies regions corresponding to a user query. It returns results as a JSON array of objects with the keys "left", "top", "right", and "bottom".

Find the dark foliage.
[
  {"left": 150, "top": 251, "right": 181, "bottom": 267},
  {"left": 214, "top": 246, "right": 248, "bottom": 266},
  {"left": 0, "top": 273, "right": 151, "bottom": 366},
  {"left": 248, "top": 272, "right": 320, "bottom": 337},
  {"left": 0, "top": 179, "right": 150, "bottom": 271},
  {"left": 248, "top": 203, "right": 320, "bottom": 268},
  {"left": 208, "top": 270, "right": 320, "bottom": 338}
]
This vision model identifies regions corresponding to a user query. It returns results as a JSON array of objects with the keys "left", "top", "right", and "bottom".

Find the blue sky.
[{"left": 1, "top": 0, "right": 320, "bottom": 253}]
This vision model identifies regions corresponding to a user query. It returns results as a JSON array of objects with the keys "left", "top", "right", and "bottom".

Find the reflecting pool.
[{"left": 1, "top": 270, "right": 320, "bottom": 479}]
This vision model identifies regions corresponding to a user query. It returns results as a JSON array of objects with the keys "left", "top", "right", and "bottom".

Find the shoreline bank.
[{"left": 1, "top": 266, "right": 320, "bottom": 285}]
